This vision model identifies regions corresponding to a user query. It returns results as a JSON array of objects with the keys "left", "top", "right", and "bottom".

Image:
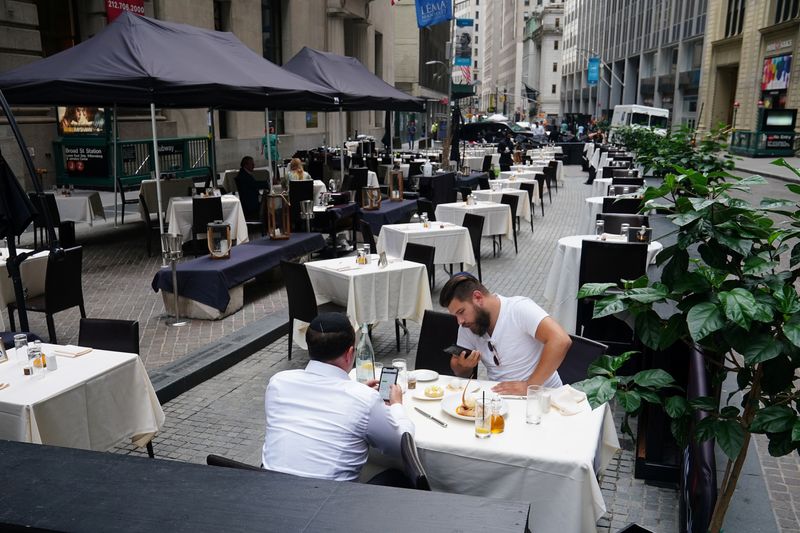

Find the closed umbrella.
[{"left": 449, "top": 106, "right": 463, "bottom": 166}]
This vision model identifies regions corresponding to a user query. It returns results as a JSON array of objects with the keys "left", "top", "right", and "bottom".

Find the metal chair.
[
  {"left": 404, "top": 242, "right": 435, "bottom": 290},
  {"left": 461, "top": 213, "right": 484, "bottom": 282},
  {"left": 533, "top": 174, "right": 547, "bottom": 216},
  {"left": 413, "top": 310, "right": 459, "bottom": 376},
  {"left": 558, "top": 334, "right": 608, "bottom": 385}
]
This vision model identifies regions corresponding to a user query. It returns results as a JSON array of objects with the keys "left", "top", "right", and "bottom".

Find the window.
[
  {"left": 775, "top": 0, "right": 800, "bottom": 23},
  {"left": 555, "top": 18, "right": 560, "bottom": 27},
  {"left": 551, "top": 84, "right": 557, "bottom": 94},
  {"left": 554, "top": 40, "right": 559, "bottom": 50},
  {"left": 261, "top": 0, "right": 284, "bottom": 134},
  {"left": 476, "top": 23, "right": 479, "bottom": 32},
  {"left": 553, "top": 62, "right": 558, "bottom": 72},
  {"left": 475, "top": 60, "right": 479, "bottom": 69},
  {"left": 476, "top": 11, "right": 479, "bottom": 19},
  {"left": 724, "top": 0, "right": 745, "bottom": 38}
]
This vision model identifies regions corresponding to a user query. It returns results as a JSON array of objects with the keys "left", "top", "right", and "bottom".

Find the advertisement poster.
[
  {"left": 57, "top": 107, "right": 107, "bottom": 136},
  {"left": 762, "top": 54, "right": 792, "bottom": 91},
  {"left": 415, "top": 0, "right": 453, "bottom": 29},
  {"left": 106, "top": 0, "right": 145, "bottom": 22},
  {"left": 587, "top": 57, "right": 600, "bottom": 86},
  {"left": 454, "top": 19, "right": 474, "bottom": 67},
  {"left": 64, "top": 145, "right": 108, "bottom": 178}
]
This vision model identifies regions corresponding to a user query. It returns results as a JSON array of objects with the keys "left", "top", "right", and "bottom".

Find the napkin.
[
  {"left": 600, "top": 233, "right": 627, "bottom": 242},
  {"left": 53, "top": 345, "right": 93, "bottom": 358},
  {"left": 550, "top": 385, "right": 589, "bottom": 416}
]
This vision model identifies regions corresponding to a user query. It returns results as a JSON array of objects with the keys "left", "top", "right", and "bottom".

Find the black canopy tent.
[
  {"left": 0, "top": 13, "right": 337, "bottom": 252},
  {"left": 283, "top": 47, "right": 425, "bottom": 177}
]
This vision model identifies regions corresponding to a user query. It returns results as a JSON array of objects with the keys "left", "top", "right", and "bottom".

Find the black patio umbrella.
[{"left": 449, "top": 106, "right": 464, "bottom": 166}]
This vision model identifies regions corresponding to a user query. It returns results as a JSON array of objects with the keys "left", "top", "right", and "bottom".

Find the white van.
[{"left": 610, "top": 105, "right": 670, "bottom": 140}]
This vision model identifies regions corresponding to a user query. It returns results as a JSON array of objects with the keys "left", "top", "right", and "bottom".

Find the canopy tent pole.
[
  {"left": 150, "top": 103, "right": 165, "bottom": 257},
  {"left": 339, "top": 105, "right": 345, "bottom": 190},
  {"left": 389, "top": 111, "right": 393, "bottom": 155},
  {"left": 208, "top": 108, "right": 217, "bottom": 187},
  {"left": 264, "top": 107, "right": 273, "bottom": 182},
  {"left": 113, "top": 105, "right": 119, "bottom": 227}
]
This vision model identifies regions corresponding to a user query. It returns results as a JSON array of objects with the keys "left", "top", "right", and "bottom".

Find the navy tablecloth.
[
  {"left": 459, "top": 171, "right": 487, "bottom": 189},
  {"left": 358, "top": 199, "right": 418, "bottom": 234},
  {"left": 151, "top": 233, "right": 325, "bottom": 311}
]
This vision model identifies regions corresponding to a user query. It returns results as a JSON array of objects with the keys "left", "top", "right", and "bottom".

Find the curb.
[{"left": 734, "top": 166, "right": 799, "bottom": 184}]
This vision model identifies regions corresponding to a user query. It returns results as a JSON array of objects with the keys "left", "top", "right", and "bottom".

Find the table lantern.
[
  {"left": 206, "top": 221, "right": 231, "bottom": 259},
  {"left": 362, "top": 186, "right": 382, "bottom": 210},
  {"left": 388, "top": 170, "right": 404, "bottom": 202},
  {"left": 265, "top": 193, "right": 291, "bottom": 240}
]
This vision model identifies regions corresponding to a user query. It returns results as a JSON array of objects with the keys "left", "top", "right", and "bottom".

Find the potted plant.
[{"left": 575, "top": 130, "right": 800, "bottom": 532}]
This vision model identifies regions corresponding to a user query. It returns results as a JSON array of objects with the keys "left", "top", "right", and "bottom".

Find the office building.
[{"left": 522, "top": 1, "right": 564, "bottom": 121}]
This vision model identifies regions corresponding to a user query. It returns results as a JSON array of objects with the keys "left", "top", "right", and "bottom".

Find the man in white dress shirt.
[
  {"left": 439, "top": 273, "right": 572, "bottom": 395},
  {"left": 262, "top": 313, "right": 414, "bottom": 482}
]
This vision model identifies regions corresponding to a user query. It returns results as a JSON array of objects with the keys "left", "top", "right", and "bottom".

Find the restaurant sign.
[
  {"left": 106, "top": 0, "right": 145, "bottom": 22},
  {"left": 64, "top": 145, "right": 109, "bottom": 178}
]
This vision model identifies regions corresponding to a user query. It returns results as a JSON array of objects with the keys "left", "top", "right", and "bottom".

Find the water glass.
[
  {"left": 526, "top": 385, "right": 543, "bottom": 425},
  {"left": 407, "top": 371, "right": 417, "bottom": 390},
  {"left": 620, "top": 223, "right": 630, "bottom": 238},
  {"left": 13, "top": 334, "right": 28, "bottom": 363},
  {"left": 373, "top": 362, "right": 384, "bottom": 381},
  {"left": 474, "top": 397, "right": 491, "bottom": 438},
  {"left": 392, "top": 358, "right": 408, "bottom": 392},
  {"left": 595, "top": 220, "right": 605, "bottom": 238}
]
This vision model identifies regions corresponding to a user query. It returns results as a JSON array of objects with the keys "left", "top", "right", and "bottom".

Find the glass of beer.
[{"left": 475, "top": 396, "right": 491, "bottom": 438}]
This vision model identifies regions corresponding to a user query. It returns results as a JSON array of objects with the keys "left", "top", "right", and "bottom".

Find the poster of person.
[
  {"left": 762, "top": 54, "right": 792, "bottom": 91},
  {"left": 454, "top": 19, "right": 474, "bottom": 67},
  {"left": 57, "top": 106, "right": 107, "bottom": 136}
]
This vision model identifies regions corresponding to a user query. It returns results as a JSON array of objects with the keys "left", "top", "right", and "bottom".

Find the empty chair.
[
  {"left": 78, "top": 318, "right": 139, "bottom": 355},
  {"left": 458, "top": 186, "right": 473, "bottom": 201},
  {"left": 280, "top": 260, "right": 346, "bottom": 360},
  {"left": 611, "top": 177, "right": 645, "bottom": 187},
  {"left": 116, "top": 174, "right": 139, "bottom": 225},
  {"left": 596, "top": 213, "right": 649, "bottom": 234},
  {"left": 602, "top": 197, "right": 643, "bottom": 215},
  {"left": 547, "top": 160, "right": 559, "bottom": 192},
  {"left": 558, "top": 334, "right": 608, "bottom": 385},
  {"left": 519, "top": 182, "right": 536, "bottom": 232},
  {"left": 500, "top": 194, "right": 519, "bottom": 255},
  {"left": 534, "top": 174, "right": 547, "bottom": 215},
  {"left": 413, "top": 309, "right": 459, "bottom": 376},
  {"left": 348, "top": 168, "right": 368, "bottom": 205},
  {"left": 607, "top": 184, "right": 642, "bottom": 196},
  {"left": 289, "top": 179, "right": 314, "bottom": 232},
  {"left": 461, "top": 213, "right": 484, "bottom": 282},
  {"left": 206, "top": 454, "right": 265, "bottom": 472},
  {"left": 191, "top": 197, "right": 223, "bottom": 255},
  {"left": 404, "top": 242, "right": 435, "bottom": 290},
  {"left": 417, "top": 198, "right": 436, "bottom": 221},
  {"left": 612, "top": 169, "right": 640, "bottom": 178},
  {"left": 408, "top": 161, "right": 424, "bottom": 178},
  {"left": 8, "top": 246, "right": 86, "bottom": 344},
  {"left": 28, "top": 192, "right": 74, "bottom": 249},
  {"left": 359, "top": 219, "right": 377, "bottom": 254},
  {"left": 401, "top": 432, "right": 431, "bottom": 491},
  {"left": 477, "top": 175, "right": 490, "bottom": 190},
  {"left": 481, "top": 155, "right": 492, "bottom": 173},
  {"left": 139, "top": 194, "right": 161, "bottom": 257}
]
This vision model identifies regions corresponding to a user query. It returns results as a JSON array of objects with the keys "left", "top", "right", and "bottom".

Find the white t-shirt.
[{"left": 457, "top": 295, "right": 562, "bottom": 388}]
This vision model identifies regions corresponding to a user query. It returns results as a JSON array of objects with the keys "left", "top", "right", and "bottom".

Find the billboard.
[
  {"left": 454, "top": 19, "right": 474, "bottom": 67},
  {"left": 762, "top": 54, "right": 792, "bottom": 91},
  {"left": 57, "top": 106, "right": 107, "bottom": 136}
]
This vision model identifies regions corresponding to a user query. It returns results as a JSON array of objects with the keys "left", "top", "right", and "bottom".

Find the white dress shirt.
[
  {"left": 262, "top": 360, "right": 414, "bottom": 481},
  {"left": 457, "top": 295, "right": 563, "bottom": 388}
]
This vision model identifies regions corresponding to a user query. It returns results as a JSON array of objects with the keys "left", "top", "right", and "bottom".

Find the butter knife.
[{"left": 414, "top": 407, "right": 448, "bottom": 428}]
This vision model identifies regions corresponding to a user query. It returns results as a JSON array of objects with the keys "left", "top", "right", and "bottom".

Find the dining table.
[
  {"left": 592, "top": 177, "right": 613, "bottom": 197},
  {"left": 0, "top": 343, "right": 164, "bottom": 452},
  {"left": 0, "top": 248, "right": 48, "bottom": 331},
  {"left": 376, "top": 222, "right": 475, "bottom": 266},
  {"left": 138, "top": 177, "right": 195, "bottom": 219},
  {"left": 294, "top": 256, "right": 433, "bottom": 349},
  {"left": 434, "top": 201, "right": 514, "bottom": 240},
  {"left": 542, "top": 234, "right": 663, "bottom": 334},
  {"left": 53, "top": 191, "right": 105, "bottom": 225},
  {"left": 472, "top": 189, "right": 532, "bottom": 221},
  {"left": 166, "top": 195, "right": 249, "bottom": 245}
]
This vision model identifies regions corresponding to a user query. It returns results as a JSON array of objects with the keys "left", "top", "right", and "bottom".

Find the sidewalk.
[{"left": 734, "top": 155, "right": 800, "bottom": 182}]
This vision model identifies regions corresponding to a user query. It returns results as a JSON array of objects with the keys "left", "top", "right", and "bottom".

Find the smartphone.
[
  {"left": 378, "top": 367, "right": 399, "bottom": 402},
  {"left": 443, "top": 344, "right": 472, "bottom": 357}
]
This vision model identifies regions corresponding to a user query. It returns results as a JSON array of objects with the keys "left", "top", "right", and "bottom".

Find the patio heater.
[{"left": 161, "top": 233, "right": 187, "bottom": 327}]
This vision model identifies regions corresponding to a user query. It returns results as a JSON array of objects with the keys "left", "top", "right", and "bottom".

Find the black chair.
[
  {"left": 408, "top": 161, "right": 424, "bottom": 179},
  {"left": 543, "top": 166, "right": 557, "bottom": 201},
  {"left": 400, "top": 432, "right": 431, "bottom": 491},
  {"left": 602, "top": 197, "right": 643, "bottom": 215},
  {"left": 477, "top": 175, "right": 490, "bottom": 190},
  {"left": 289, "top": 180, "right": 314, "bottom": 232},
  {"left": 78, "top": 318, "right": 139, "bottom": 355},
  {"left": 608, "top": 184, "right": 642, "bottom": 196},
  {"left": 206, "top": 454, "right": 265, "bottom": 472},
  {"left": 280, "top": 260, "right": 346, "bottom": 360},
  {"left": 500, "top": 194, "right": 519, "bottom": 255},
  {"left": 577, "top": 240, "right": 648, "bottom": 351},
  {"left": 461, "top": 213, "right": 484, "bottom": 282},
  {"left": 139, "top": 194, "right": 161, "bottom": 257},
  {"left": 458, "top": 186, "right": 473, "bottom": 201},
  {"left": 8, "top": 246, "right": 86, "bottom": 344},
  {"left": 191, "top": 197, "right": 223, "bottom": 255},
  {"left": 481, "top": 155, "right": 492, "bottom": 173},
  {"left": 404, "top": 242, "right": 435, "bottom": 290},
  {"left": 413, "top": 310, "right": 459, "bottom": 376},
  {"left": 359, "top": 220, "right": 377, "bottom": 254},
  {"left": 116, "top": 175, "right": 138, "bottom": 225},
  {"left": 611, "top": 177, "right": 645, "bottom": 187},
  {"left": 417, "top": 198, "right": 435, "bottom": 221},
  {"left": 596, "top": 213, "right": 649, "bottom": 234},
  {"left": 533, "top": 174, "right": 547, "bottom": 215},
  {"left": 547, "top": 160, "right": 559, "bottom": 192},
  {"left": 28, "top": 193, "right": 74, "bottom": 249},
  {"left": 348, "top": 168, "right": 368, "bottom": 205},
  {"left": 558, "top": 334, "right": 608, "bottom": 385},
  {"left": 519, "top": 183, "right": 536, "bottom": 232},
  {"left": 612, "top": 169, "right": 640, "bottom": 178}
]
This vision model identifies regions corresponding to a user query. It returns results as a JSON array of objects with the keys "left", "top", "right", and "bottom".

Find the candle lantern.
[
  {"left": 388, "top": 170, "right": 404, "bottom": 202},
  {"left": 265, "top": 193, "right": 291, "bottom": 240},
  {"left": 206, "top": 221, "right": 232, "bottom": 259},
  {"left": 362, "top": 186, "right": 382, "bottom": 210}
]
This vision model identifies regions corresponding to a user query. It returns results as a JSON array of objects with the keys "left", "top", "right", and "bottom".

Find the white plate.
[
  {"left": 413, "top": 369, "right": 439, "bottom": 382},
  {"left": 413, "top": 385, "right": 446, "bottom": 401},
  {"left": 440, "top": 393, "right": 509, "bottom": 421}
]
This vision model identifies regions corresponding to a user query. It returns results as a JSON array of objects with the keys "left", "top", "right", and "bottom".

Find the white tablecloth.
[
  {"left": 579, "top": 196, "right": 607, "bottom": 235},
  {"left": 493, "top": 177, "right": 539, "bottom": 201},
  {"left": 166, "top": 195, "right": 249, "bottom": 244},
  {"left": 138, "top": 177, "right": 195, "bottom": 220},
  {"left": 592, "top": 177, "right": 613, "bottom": 197},
  {"left": 542, "top": 235, "right": 663, "bottom": 333},
  {"left": 0, "top": 344, "right": 164, "bottom": 451},
  {"left": 464, "top": 156, "right": 485, "bottom": 171},
  {"left": 501, "top": 170, "right": 540, "bottom": 181},
  {"left": 54, "top": 192, "right": 105, "bottom": 225},
  {"left": 434, "top": 202, "right": 514, "bottom": 240},
  {"left": 0, "top": 249, "right": 48, "bottom": 319},
  {"left": 293, "top": 257, "right": 433, "bottom": 349},
  {"left": 405, "top": 378, "right": 619, "bottom": 533},
  {"left": 473, "top": 189, "right": 532, "bottom": 221},
  {"left": 376, "top": 222, "right": 475, "bottom": 266}
]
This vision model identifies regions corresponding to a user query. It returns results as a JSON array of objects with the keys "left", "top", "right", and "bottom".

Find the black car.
[{"left": 458, "top": 122, "right": 541, "bottom": 148}]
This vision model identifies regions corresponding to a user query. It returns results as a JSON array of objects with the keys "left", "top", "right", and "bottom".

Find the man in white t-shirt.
[{"left": 439, "top": 273, "right": 572, "bottom": 395}]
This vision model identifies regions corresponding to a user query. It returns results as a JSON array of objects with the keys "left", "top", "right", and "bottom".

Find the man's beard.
[{"left": 469, "top": 306, "right": 491, "bottom": 336}]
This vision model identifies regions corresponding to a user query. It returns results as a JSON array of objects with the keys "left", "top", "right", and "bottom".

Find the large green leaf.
[
  {"left": 587, "top": 353, "right": 633, "bottom": 377},
  {"left": 773, "top": 285, "right": 800, "bottom": 315},
  {"left": 672, "top": 210, "right": 705, "bottom": 227},
  {"left": 719, "top": 288, "right": 758, "bottom": 329},
  {"left": 665, "top": 395, "right": 688, "bottom": 418},
  {"left": 737, "top": 175, "right": 768, "bottom": 185},
  {"left": 689, "top": 396, "right": 718, "bottom": 411},
  {"left": 591, "top": 296, "right": 628, "bottom": 319},
  {"left": 768, "top": 431, "right": 797, "bottom": 457},
  {"left": 792, "top": 420, "right": 800, "bottom": 443},
  {"left": 633, "top": 368, "right": 676, "bottom": 388},
  {"left": 635, "top": 311, "right": 664, "bottom": 351},
  {"left": 750, "top": 405, "right": 797, "bottom": 433},
  {"left": 716, "top": 419, "right": 746, "bottom": 460},
  {"left": 626, "top": 286, "right": 670, "bottom": 304},
  {"left": 573, "top": 376, "right": 617, "bottom": 409},
  {"left": 672, "top": 272, "right": 711, "bottom": 294},
  {"left": 687, "top": 302, "right": 725, "bottom": 341},
  {"left": 714, "top": 231, "right": 753, "bottom": 256},
  {"left": 577, "top": 282, "right": 618, "bottom": 299},
  {"left": 783, "top": 321, "right": 800, "bottom": 349},
  {"left": 616, "top": 390, "right": 642, "bottom": 412},
  {"left": 742, "top": 256, "right": 779, "bottom": 276},
  {"left": 741, "top": 334, "right": 783, "bottom": 364},
  {"left": 761, "top": 197, "right": 797, "bottom": 209}
]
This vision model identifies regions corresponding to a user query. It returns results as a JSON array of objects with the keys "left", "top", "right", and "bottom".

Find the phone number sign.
[{"left": 106, "top": 0, "right": 145, "bottom": 22}]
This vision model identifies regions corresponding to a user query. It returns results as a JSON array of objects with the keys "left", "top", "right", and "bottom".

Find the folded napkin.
[
  {"left": 53, "top": 345, "right": 93, "bottom": 358},
  {"left": 600, "top": 233, "right": 627, "bottom": 242},
  {"left": 550, "top": 385, "right": 589, "bottom": 416}
]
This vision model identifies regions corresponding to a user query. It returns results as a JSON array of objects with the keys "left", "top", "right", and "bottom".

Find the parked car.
[{"left": 459, "top": 121, "right": 541, "bottom": 147}]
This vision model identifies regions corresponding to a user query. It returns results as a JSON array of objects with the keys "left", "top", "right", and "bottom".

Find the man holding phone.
[
  {"left": 439, "top": 274, "right": 572, "bottom": 395},
  {"left": 262, "top": 313, "right": 413, "bottom": 482}
]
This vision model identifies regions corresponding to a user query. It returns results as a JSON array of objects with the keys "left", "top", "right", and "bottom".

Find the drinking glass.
[
  {"left": 620, "top": 223, "right": 630, "bottom": 238},
  {"left": 373, "top": 362, "right": 384, "bottom": 381},
  {"left": 13, "top": 334, "right": 27, "bottom": 363},
  {"left": 474, "top": 397, "right": 491, "bottom": 438},
  {"left": 407, "top": 370, "right": 417, "bottom": 390},
  {"left": 595, "top": 220, "right": 605, "bottom": 238},
  {"left": 392, "top": 358, "right": 408, "bottom": 392},
  {"left": 526, "top": 385, "right": 543, "bottom": 425}
]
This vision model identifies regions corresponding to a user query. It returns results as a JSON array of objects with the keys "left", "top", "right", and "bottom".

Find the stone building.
[
  {"left": 480, "top": 0, "right": 530, "bottom": 117},
  {"left": 522, "top": 1, "right": 564, "bottom": 121}
]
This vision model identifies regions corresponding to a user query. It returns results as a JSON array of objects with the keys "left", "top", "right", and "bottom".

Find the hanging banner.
[
  {"left": 106, "top": 0, "right": 145, "bottom": 22},
  {"left": 587, "top": 56, "right": 600, "bottom": 86},
  {"left": 762, "top": 54, "right": 792, "bottom": 91},
  {"left": 416, "top": 0, "right": 453, "bottom": 29},
  {"left": 454, "top": 19, "right": 474, "bottom": 67}
]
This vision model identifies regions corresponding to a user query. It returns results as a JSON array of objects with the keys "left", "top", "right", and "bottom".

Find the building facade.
[
  {"left": 562, "top": 0, "right": 707, "bottom": 128},
  {"left": 522, "top": 2, "right": 564, "bottom": 121},
  {"left": 481, "top": 0, "right": 530, "bottom": 118},
  {"left": 0, "top": 0, "right": 398, "bottom": 185},
  {"left": 697, "top": 0, "right": 800, "bottom": 139}
]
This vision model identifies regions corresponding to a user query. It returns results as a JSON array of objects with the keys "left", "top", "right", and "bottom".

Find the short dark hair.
[
  {"left": 305, "top": 313, "right": 355, "bottom": 361},
  {"left": 439, "top": 274, "right": 489, "bottom": 307},
  {"left": 240, "top": 156, "right": 254, "bottom": 168}
]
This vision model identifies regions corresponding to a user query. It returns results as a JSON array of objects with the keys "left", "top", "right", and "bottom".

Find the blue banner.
[
  {"left": 416, "top": 0, "right": 453, "bottom": 29},
  {"left": 454, "top": 19, "right": 473, "bottom": 66},
  {"left": 587, "top": 56, "right": 600, "bottom": 86}
]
